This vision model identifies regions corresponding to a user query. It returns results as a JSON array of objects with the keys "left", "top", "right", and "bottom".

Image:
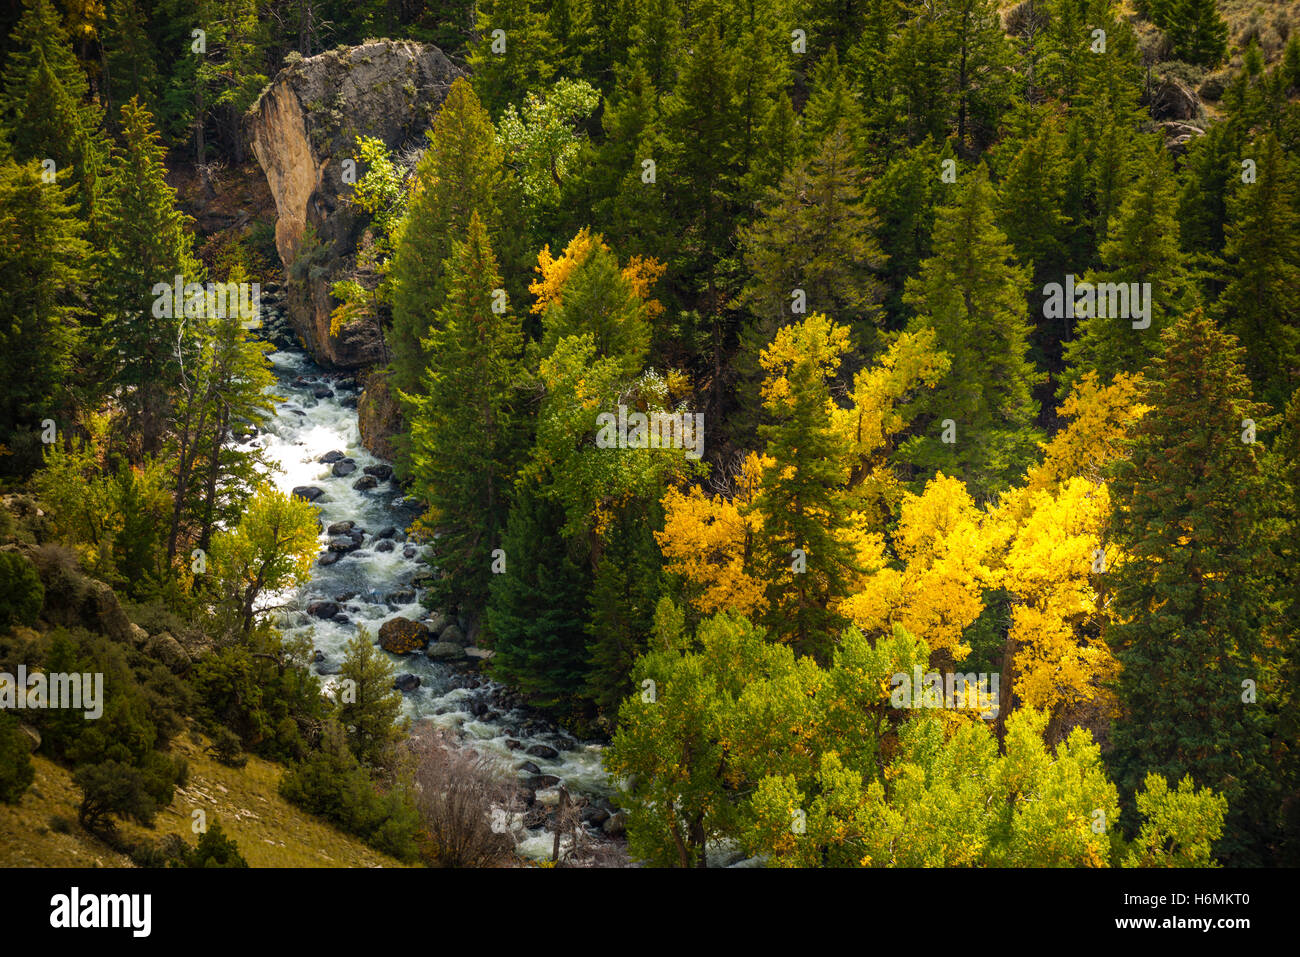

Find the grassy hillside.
[{"left": 0, "top": 729, "right": 408, "bottom": 868}]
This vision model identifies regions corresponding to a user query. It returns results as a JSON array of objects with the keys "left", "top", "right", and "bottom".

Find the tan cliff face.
[{"left": 246, "top": 39, "right": 463, "bottom": 369}]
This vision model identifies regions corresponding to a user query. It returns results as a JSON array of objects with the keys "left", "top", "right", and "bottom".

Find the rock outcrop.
[
  {"left": 246, "top": 40, "right": 463, "bottom": 368},
  {"left": 357, "top": 368, "right": 404, "bottom": 460}
]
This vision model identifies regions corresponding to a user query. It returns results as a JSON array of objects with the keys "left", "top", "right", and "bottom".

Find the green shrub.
[
  {"left": 0, "top": 713, "right": 35, "bottom": 803},
  {"left": 0, "top": 551, "right": 43, "bottom": 629},
  {"left": 73, "top": 760, "right": 157, "bottom": 831},
  {"left": 186, "top": 822, "right": 249, "bottom": 867},
  {"left": 279, "top": 723, "right": 420, "bottom": 862}
]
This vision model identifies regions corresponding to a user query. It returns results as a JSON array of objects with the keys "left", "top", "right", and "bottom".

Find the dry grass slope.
[{"left": 0, "top": 729, "right": 410, "bottom": 868}]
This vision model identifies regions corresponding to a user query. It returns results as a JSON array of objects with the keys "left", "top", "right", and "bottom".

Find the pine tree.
[
  {"left": 1218, "top": 134, "right": 1300, "bottom": 412},
  {"left": 734, "top": 120, "right": 886, "bottom": 442},
  {"left": 584, "top": 503, "right": 663, "bottom": 722},
  {"left": 900, "top": 163, "right": 1044, "bottom": 496},
  {"left": 406, "top": 213, "right": 524, "bottom": 616},
  {"left": 746, "top": 314, "right": 858, "bottom": 660},
  {"left": 0, "top": 159, "right": 89, "bottom": 475},
  {"left": 467, "top": 0, "right": 556, "bottom": 116},
  {"left": 1106, "top": 308, "right": 1282, "bottom": 866},
  {"left": 337, "top": 627, "right": 406, "bottom": 770},
  {"left": 485, "top": 479, "right": 593, "bottom": 716},
  {"left": 0, "top": 0, "right": 107, "bottom": 215},
  {"left": 1166, "top": 0, "right": 1228, "bottom": 67},
  {"left": 99, "top": 97, "right": 200, "bottom": 459},
  {"left": 387, "top": 79, "right": 504, "bottom": 404},
  {"left": 539, "top": 238, "right": 651, "bottom": 377},
  {"left": 867, "top": 137, "right": 941, "bottom": 330},
  {"left": 1062, "top": 140, "right": 1194, "bottom": 395}
]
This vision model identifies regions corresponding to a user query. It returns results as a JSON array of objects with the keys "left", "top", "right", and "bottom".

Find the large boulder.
[
  {"left": 377, "top": 617, "right": 429, "bottom": 654},
  {"left": 247, "top": 40, "right": 464, "bottom": 368},
  {"left": 426, "top": 640, "right": 466, "bottom": 661}
]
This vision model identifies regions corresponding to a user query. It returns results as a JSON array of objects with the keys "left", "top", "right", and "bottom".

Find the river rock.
[
  {"left": 352, "top": 475, "right": 378, "bottom": 490},
  {"left": 517, "top": 760, "right": 542, "bottom": 775},
  {"left": 403, "top": 545, "right": 418, "bottom": 559},
  {"left": 422, "top": 611, "right": 449, "bottom": 636},
  {"left": 602, "top": 812, "right": 627, "bottom": 838},
  {"left": 464, "top": 646, "right": 494, "bottom": 660},
  {"left": 326, "top": 520, "right": 354, "bottom": 535},
  {"left": 375, "top": 525, "right": 397, "bottom": 539},
  {"left": 332, "top": 613, "right": 350, "bottom": 624},
  {"left": 317, "top": 551, "right": 339, "bottom": 566},
  {"left": 307, "top": 601, "right": 340, "bottom": 619},
  {"left": 505, "top": 739, "right": 523, "bottom": 750},
  {"left": 526, "top": 774, "right": 562, "bottom": 790},
  {"left": 364, "top": 464, "right": 393, "bottom": 481},
  {"left": 386, "top": 588, "right": 416, "bottom": 606},
  {"left": 327, "top": 536, "right": 359, "bottom": 553},
  {"left": 582, "top": 806, "right": 610, "bottom": 827},
  {"left": 312, "top": 649, "right": 325, "bottom": 663},
  {"left": 318, "top": 450, "right": 345, "bottom": 464},
  {"left": 377, "top": 617, "right": 429, "bottom": 654},
  {"left": 439, "top": 623, "right": 466, "bottom": 646},
  {"left": 332, "top": 460, "right": 356, "bottom": 477},
  {"left": 393, "top": 673, "right": 421, "bottom": 693},
  {"left": 311, "top": 385, "right": 334, "bottom": 399},
  {"left": 526, "top": 744, "right": 560, "bottom": 761},
  {"left": 374, "top": 539, "right": 395, "bottom": 553},
  {"left": 426, "top": 640, "right": 466, "bottom": 661},
  {"left": 292, "top": 485, "right": 324, "bottom": 501}
]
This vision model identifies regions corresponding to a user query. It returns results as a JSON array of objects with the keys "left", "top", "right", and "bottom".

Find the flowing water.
[{"left": 247, "top": 343, "right": 617, "bottom": 860}]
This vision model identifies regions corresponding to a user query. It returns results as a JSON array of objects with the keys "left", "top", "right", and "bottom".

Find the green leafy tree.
[{"left": 209, "top": 485, "right": 319, "bottom": 640}]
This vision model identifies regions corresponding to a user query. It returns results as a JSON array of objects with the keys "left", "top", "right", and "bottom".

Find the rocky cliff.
[{"left": 246, "top": 39, "right": 463, "bottom": 368}]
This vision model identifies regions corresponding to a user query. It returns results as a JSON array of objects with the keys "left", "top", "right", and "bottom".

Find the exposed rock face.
[
  {"left": 247, "top": 40, "right": 463, "bottom": 368},
  {"left": 357, "top": 368, "right": 404, "bottom": 460}
]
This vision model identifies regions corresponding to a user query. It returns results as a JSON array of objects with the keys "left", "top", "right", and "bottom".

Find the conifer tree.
[
  {"left": 747, "top": 314, "right": 858, "bottom": 660},
  {"left": 1062, "top": 140, "right": 1194, "bottom": 395},
  {"left": 900, "top": 164, "right": 1043, "bottom": 496},
  {"left": 0, "top": 0, "right": 107, "bottom": 215},
  {"left": 467, "top": 0, "right": 556, "bottom": 116},
  {"left": 1218, "top": 134, "right": 1300, "bottom": 411},
  {"left": 0, "top": 159, "right": 89, "bottom": 475},
  {"left": 1165, "top": 0, "right": 1229, "bottom": 67},
  {"left": 486, "top": 479, "right": 594, "bottom": 714},
  {"left": 387, "top": 79, "right": 505, "bottom": 403},
  {"left": 1106, "top": 309, "right": 1282, "bottom": 866},
  {"left": 99, "top": 97, "right": 200, "bottom": 459},
  {"left": 406, "top": 214, "right": 525, "bottom": 616}
]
